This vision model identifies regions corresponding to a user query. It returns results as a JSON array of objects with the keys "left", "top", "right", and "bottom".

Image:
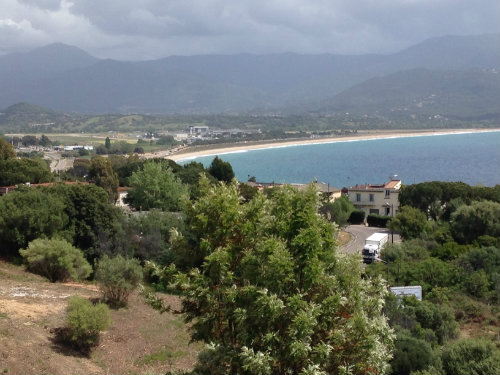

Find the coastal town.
[{"left": 0, "top": 6, "right": 499, "bottom": 374}]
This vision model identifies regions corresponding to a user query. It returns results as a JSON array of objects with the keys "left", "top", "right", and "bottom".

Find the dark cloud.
[{"left": 1, "top": 0, "right": 498, "bottom": 59}]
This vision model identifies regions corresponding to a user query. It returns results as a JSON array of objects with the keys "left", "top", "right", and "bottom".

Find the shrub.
[
  {"left": 367, "top": 213, "right": 391, "bottom": 227},
  {"left": 390, "top": 331, "right": 434, "bottom": 375},
  {"left": 19, "top": 238, "right": 92, "bottom": 282},
  {"left": 95, "top": 255, "right": 142, "bottom": 307},
  {"left": 440, "top": 338, "right": 500, "bottom": 375},
  {"left": 348, "top": 209, "right": 365, "bottom": 224},
  {"left": 63, "top": 296, "right": 111, "bottom": 352}
]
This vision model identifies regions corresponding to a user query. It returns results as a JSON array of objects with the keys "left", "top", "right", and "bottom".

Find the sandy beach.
[{"left": 165, "top": 128, "right": 499, "bottom": 162}]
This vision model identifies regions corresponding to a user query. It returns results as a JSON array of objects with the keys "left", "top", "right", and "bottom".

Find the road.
[
  {"left": 340, "top": 225, "right": 400, "bottom": 254},
  {"left": 44, "top": 151, "right": 74, "bottom": 172}
]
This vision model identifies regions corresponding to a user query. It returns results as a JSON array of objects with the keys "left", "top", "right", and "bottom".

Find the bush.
[
  {"left": 63, "top": 296, "right": 111, "bottom": 352},
  {"left": 390, "top": 331, "right": 434, "bottom": 375},
  {"left": 440, "top": 338, "right": 500, "bottom": 375},
  {"left": 95, "top": 255, "right": 142, "bottom": 307},
  {"left": 367, "top": 213, "right": 391, "bottom": 227},
  {"left": 348, "top": 209, "right": 365, "bottom": 224},
  {"left": 20, "top": 238, "right": 92, "bottom": 282}
]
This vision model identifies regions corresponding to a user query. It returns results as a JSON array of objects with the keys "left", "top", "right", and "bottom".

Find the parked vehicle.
[{"left": 362, "top": 232, "right": 389, "bottom": 263}]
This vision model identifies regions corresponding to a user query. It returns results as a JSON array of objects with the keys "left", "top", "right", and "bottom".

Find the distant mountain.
[
  {"left": 0, "top": 34, "right": 498, "bottom": 115},
  {"left": 313, "top": 69, "right": 500, "bottom": 121}
]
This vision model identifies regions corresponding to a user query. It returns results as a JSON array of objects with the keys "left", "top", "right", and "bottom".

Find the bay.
[{"left": 180, "top": 131, "right": 500, "bottom": 187}]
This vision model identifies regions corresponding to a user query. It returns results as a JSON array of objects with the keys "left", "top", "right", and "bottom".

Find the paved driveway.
[{"left": 340, "top": 225, "right": 399, "bottom": 254}]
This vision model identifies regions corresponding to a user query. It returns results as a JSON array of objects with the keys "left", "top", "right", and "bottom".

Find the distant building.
[
  {"left": 189, "top": 126, "right": 209, "bottom": 136},
  {"left": 346, "top": 176, "right": 401, "bottom": 217}
]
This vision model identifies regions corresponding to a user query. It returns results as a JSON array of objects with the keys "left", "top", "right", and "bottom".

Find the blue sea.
[{"left": 179, "top": 131, "right": 500, "bottom": 187}]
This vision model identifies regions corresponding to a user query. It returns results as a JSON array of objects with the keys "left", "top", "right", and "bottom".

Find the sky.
[{"left": 1, "top": 0, "right": 499, "bottom": 60}]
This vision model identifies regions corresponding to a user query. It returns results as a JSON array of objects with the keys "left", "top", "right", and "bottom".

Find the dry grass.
[{"left": 0, "top": 260, "right": 200, "bottom": 375}]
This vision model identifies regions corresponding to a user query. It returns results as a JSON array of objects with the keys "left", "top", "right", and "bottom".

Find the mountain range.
[{"left": 0, "top": 34, "right": 498, "bottom": 119}]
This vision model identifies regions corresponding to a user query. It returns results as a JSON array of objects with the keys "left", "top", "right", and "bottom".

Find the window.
[
  {"left": 369, "top": 194, "right": 374, "bottom": 202},
  {"left": 356, "top": 193, "right": 361, "bottom": 202},
  {"left": 385, "top": 190, "right": 390, "bottom": 197},
  {"left": 386, "top": 207, "right": 391, "bottom": 216}
]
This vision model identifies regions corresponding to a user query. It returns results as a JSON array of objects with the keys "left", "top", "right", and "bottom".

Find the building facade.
[{"left": 346, "top": 177, "right": 401, "bottom": 218}]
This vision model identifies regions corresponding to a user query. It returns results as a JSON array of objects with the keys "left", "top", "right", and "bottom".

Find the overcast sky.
[{"left": 1, "top": 0, "right": 499, "bottom": 60}]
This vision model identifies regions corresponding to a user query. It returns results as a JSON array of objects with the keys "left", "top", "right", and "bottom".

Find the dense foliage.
[
  {"left": 207, "top": 156, "right": 235, "bottom": 183},
  {"left": 0, "top": 157, "right": 54, "bottom": 186},
  {"left": 366, "top": 180, "right": 500, "bottom": 375},
  {"left": 125, "top": 161, "right": 188, "bottom": 211},
  {"left": 147, "top": 177, "right": 394, "bottom": 374}
]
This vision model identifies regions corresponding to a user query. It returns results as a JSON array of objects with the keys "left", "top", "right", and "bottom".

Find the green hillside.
[{"left": 316, "top": 69, "right": 500, "bottom": 122}]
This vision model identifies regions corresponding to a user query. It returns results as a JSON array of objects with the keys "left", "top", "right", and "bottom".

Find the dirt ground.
[{"left": 0, "top": 260, "right": 200, "bottom": 375}]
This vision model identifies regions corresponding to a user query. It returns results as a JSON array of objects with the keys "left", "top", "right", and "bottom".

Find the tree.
[
  {"left": 105, "top": 136, "right": 111, "bottom": 149},
  {"left": 320, "top": 195, "right": 355, "bottom": 227},
  {"left": 0, "top": 137, "right": 16, "bottom": 160},
  {"left": 21, "top": 135, "right": 38, "bottom": 146},
  {"left": 88, "top": 156, "right": 119, "bottom": 203},
  {"left": 20, "top": 238, "right": 91, "bottom": 282},
  {"left": 450, "top": 201, "right": 500, "bottom": 244},
  {"left": 148, "top": 177, "right": 394, "bottom": 374},
  {"left": 389, "top": 206, "right": 429, "bottom": 240},
  {"left": 208, "top": 156, "right": 234, "bottom": 183},
  {"left": 43, "top": 183, "right": 126, "bottom": 262},
  {"left": 125, "top": 161, "right": 188, "bottom": 211},
  {"left": 0, "top": 188, "right": 68, "bottom": 255},
  {"left": 0, "top": 157, "right": 54, "bottom": 186},
  {"left": 39, "top": 134, "right": 52, "bottom": 147}
]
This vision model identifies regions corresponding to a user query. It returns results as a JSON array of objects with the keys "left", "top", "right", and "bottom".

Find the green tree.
[
  {"left": 21, "top": 135, "right": 38, "bottom": 146},
  {"left": 125, "top": 161, "right": 188, "bottom": 211},
  {"left": 105, "top": 136, "right": 111, "bottom": 149},
  {"left": 20, "top": 238, "right": 91, "bottom": 282},
  {"left": 43, "top": 183, "right": 126, "bottom": 262},
  {"left": 148, "top": 178, "right": 394, "bottom": 374},
  {"left": 208, "top": 156, "right": 234, "bottom": 183},
  {"left": 320, "top": 195, "right": 355, "bottom": 227},
  {"left": 389, "top": 206, "right": 429, "bottom": 240},
  {"left": 450, "top": 201, "right": 500, "bottom": 244},
  {"left": 89, "top": 156, "right": 119, "bottom": 203},
  {"left": 0, "top": 188, "right": 68, "bottom": 255},
  {"left": 0, "top": 157, "right": 54, "bottom": 186},
  {"left": 39, "top": 134, "right": 52, "bottom": 147},
  {"left": 0, "top": 137, "right": 16, "bottom": 160}
]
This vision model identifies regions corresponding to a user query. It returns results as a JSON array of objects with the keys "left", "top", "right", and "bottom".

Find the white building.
[{"left": 347, "top": 177, "right": 401, "bottom": 217}]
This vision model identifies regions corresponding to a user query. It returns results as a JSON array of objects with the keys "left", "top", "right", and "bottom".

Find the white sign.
[{"left": 390, "top": 286, "right": 422, "bottom": 301}]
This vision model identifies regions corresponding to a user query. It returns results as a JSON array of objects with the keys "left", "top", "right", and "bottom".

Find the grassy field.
[{"left": 0, "top": 260, "right": 201, "bottom": 375}]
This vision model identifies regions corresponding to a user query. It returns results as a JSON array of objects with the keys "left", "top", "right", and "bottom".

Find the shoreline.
[{"left": 165, "top": 128, "right": 500, "bottom": 162}]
